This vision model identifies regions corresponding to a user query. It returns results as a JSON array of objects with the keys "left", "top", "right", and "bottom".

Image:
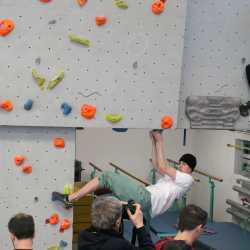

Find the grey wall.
[
  {"left": 178, "top": 0, "right": 250, "bottom": 129},
  {"left": 0, "top": 0, "right": 187, "bottom": 128},
  {"left": 0, "top": 126, "right": 75, "bottom": 249}
]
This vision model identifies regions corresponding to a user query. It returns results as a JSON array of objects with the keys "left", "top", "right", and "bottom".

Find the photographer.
[
  {"left": 78, "top": 196, "right": 154, "bottom": 250},
  {"left": 8, "top": 213, "right": 35, "bottom": 250}
]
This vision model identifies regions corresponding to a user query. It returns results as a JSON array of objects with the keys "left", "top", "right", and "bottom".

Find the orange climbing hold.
[
  {"left": 0, "top": 19, "right": 15, "bottom": 36},
  {"left": 161, "top": 115, "right": 173, "bottom": 129},
  {"left": 151, "top": 0, "right": 165, "bottom": 15},
  {"left": 81, "top": 104, "right": 96, "bottom": 119},
  {"left": 95, "top": 16, "right": 107, "bottom": 26},
  {"left": 0, "top": 100, "right": 13, "bottom": 112},
  {"left": 45, "top": 213, "right": 59, "bottom": 225},
  {"left": 14, "top": 155, "right": 25, "bottom": 166},
  {"left": 22, "top": 165, "right": 32, "bottom": 174},
  {"left": 59, "top": 219, "right": 71, "bottom": 232},
  {"left": 77, "top": 0, "right": 87, "bottom": 7},
  {"left": 53, "top": 138, "right": 65, "bottom": 148}
]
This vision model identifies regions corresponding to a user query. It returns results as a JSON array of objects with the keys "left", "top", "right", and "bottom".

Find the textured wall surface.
[
  {"left": 0, "top": 126, "right": 75, "bottom": 249},
  {"left": 0, "top": 0, "right": 187, "bottom": 128}
]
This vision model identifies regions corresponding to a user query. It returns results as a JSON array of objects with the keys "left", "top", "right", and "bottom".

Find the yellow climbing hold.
[
  {"left": 68, "top": 34, "right": 90, "bottom": 47},
  {"left": 32, "top": 69, "right": 46, "bottom": 90},
  {"left": 47, "top": 246, "right": 60, "bottom": 250},
  {"left": 47, "top": 71, "right": 65, "bottom": 90},
  {"left": 64, "top": 184, "right": 73, "bottom": 195},
  {"left": 114, "top": 0, "right": 128, "bottom": 9},
  {"left": 106, "top": 114, "right": 123, "bottom": 123}
]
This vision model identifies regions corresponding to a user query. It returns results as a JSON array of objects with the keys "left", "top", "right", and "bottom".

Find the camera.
[{"left": 122, "top": 199, "right": 136, "bottom": 219}]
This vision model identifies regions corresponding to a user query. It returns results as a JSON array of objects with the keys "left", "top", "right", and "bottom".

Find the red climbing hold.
[
  {"left": 95, "top": 16, "right": 107, "bottom": 26},
  {"left": 53, "top": 138, "right": 65, "bottom": 148},
  {"left": 0, "top": 100, "right": 13, "bottom": 112},
  {"left": 39, "top": 0, "right": 52, "bottom": 3},
  {"left": 151, "top": 0, "right": 165, "bottom": 15},
  {"left": 22, "top": 165, "right": 32, "bottom": 174},
  {"left": 45, "top": 213, "right": 59, "bottom": 225},
  {"left": 0, "top": 19, "right": 15, "bottom": 36},
  {"left": 14, "top": 155, "right": 25, "bottom": 166},
  {"left": 161, "top": 115, "right": 173, "bottom": 129},
  {"left": 81, "top": 104, "right": 96, "bottom": 119},
  {"left": 77, "top": 0, "right": 87, "bottom": 7},
  {"left": 59, "top": 219, "right": 71, "bottom": 232}
]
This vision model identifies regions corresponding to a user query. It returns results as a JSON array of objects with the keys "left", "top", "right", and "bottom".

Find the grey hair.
[{"left": 91, "top": 195, "right": 123, "bottom": 230}]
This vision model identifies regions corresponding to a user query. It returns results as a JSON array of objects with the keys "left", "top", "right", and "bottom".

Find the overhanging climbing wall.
[
  {"left": 0, "top": 0, "right": 187, "bottom": 129},
  {"left": 0, "top": 126, "right": 75, "bottom": 249}
]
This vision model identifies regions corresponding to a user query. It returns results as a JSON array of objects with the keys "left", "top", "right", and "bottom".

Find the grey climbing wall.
[
  {"left": 0, "top": 0, "right": 187, "bottom": 128},
  {"left": 0, "top": 126, "right": 75, "bottom": 249},
  {"left": 178, "top": 0, "right": 250, "bottom": 130}
]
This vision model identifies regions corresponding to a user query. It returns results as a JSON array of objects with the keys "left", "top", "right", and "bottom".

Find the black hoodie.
[{"left": 78, "top": 226, "right": 155, "bottom": 250}]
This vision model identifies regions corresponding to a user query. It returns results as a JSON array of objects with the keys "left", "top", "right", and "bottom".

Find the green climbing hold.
[
  {"left": 106, "top": 114, "right": 123, "bottom": 123},
  {"left": 114, "top": 0, "right": 128, "bottom": 9},
  {"left": 68, "top": 34, "right": 90, "bottom": 47},
  {"left": 47, "top": 71, "right": 65, "bottom": 90},
  {"left": 32, "top": 69, "right": 46, "bottom": 90}
]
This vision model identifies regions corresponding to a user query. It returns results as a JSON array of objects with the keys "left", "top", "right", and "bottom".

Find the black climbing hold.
[
  {"left": 239, "top": 104, "right": 249, "bottom": 117},
  {"left": 246, "top": 64, "right": 250, "bottom": 88}
]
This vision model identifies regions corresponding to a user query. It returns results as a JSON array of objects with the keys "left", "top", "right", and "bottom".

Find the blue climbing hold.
[
  {"left": 61, "top": 102, "right": 72, "bottom": 115},
  {"left": 59, "top": 240, "right": 68, "bottom": 248},
  {"left": 112, "top": 128, "right": 128, "bottom": 132},
  {"left": 24, "top": 99, "right": 33, "bottom": 111}
]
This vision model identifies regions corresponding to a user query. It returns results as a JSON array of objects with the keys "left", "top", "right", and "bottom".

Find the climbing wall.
[
  {"left": 178, "top": 0, "right": 250, "bottom": 130},
  {"left": 0, "top": 126, "right": 75, "bottom": 249},
  {"left": 0, "top": 0, "right": 187, "bottom": 129}
]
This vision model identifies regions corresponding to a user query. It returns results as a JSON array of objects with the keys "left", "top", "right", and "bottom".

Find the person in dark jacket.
[
  {"left": 78, "top": 195, "right": 155, "bottom": 250},
  {"left": 8, "top": 213, "right": 35, "bottom": 250}
]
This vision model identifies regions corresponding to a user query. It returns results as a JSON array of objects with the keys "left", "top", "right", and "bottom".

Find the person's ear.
[
  {"left": 196, "top": 224, "right": 204, "bottom": 233},
  {"left": 9, "top": 233, "right": 15, "bottom": 241}
]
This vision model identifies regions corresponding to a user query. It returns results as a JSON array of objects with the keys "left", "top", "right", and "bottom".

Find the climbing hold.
[
  {"left": 77, "top": 0, "right": 87, "bottom": 7},
  {"left": 151, "top": 0, "right": 165, "bottom": 15},
  {"left": 0, "top": 19, "right": 15, "bottom": 36},
  {"left": 112, "top": 128, "right": 128, "bottom": 132},
  {"left": 45, "top": 213, "right": 59, "bottom": 225},
  {"left": 24, "top": 99, "right": 34, "bottom": 111},
  {"left": 53, "top": 138, "right": 65, "bottom": 148},
  {"left": 32, "top": 69, "right": 46, "bottom": 90},
  {"left": 47, "top": 246, "right": 60, "bottom": 250},
  {"left": 132, "top": 61, "right": 138, "bottom": 69},
  {"left": 246, "top": 64, "right": 250, "bottom": 88},
  {"left": 48, "top": 19, "right": 57, "bottom": 25},
  {"left": 239, "top": 104, "right": 249, "bottom": 117},
  {"left": 68, "top": 34, "right": 90, "bottom": 47},
  {"left": 95, "top": 16, "right": 107, "bottom": 26},
  {"left": 35, "top": 57, "right": 41, "bottom": 65},
  {"left": 114, "top": 0, "right": 128, "bottom": 9},
  {"left": 61, "top": 102, "right": 72, "bottom": 116},
  {"left": 22, "top": 165, "right": 32, "bottom": 174},
  {"left": 105, "top": 114, "right": 123, "bottom": 123},
  {"left": 34, "top": 196, "right": 39, "bottom": 202},
  {"left": 14, "top": 155, "right": 25, "bottom": 166},
  {"left": 64, "top": 184, "right": 73, "bottom": 195},
  {"left": 81, "top": 104, "right": 96, "bottom": 119},
  {"left": 59, "top": 240, "right": 68, "bottom": 248},
  {"left": 0, "top": 100, "right": 13, "bottom": 112},
  {"left": 59, "top": 219, "right": 71, "bottom": 232},
  {"left": 161, "top": 115, "right": 173, "bottom": 129},
  {"left": 48, "top": 71, "right": 64, "bottom": 90},
  {"left": 39, "top": 0, "right": 52, "bottom": 3}
]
